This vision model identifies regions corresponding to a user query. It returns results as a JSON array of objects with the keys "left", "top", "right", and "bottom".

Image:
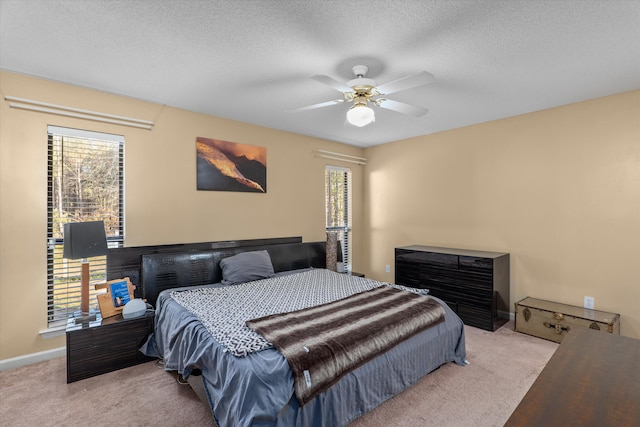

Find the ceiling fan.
[{"left": 292, "top": 65, "right": 435, "bottom": 127}]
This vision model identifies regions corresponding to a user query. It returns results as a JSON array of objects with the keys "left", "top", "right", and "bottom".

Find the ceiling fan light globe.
[{"left": 347, "top": 104, "right": 375, "bottom": 127}]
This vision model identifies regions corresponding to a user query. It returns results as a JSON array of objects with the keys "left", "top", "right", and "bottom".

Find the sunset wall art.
[{"left": 196, "top": 137, "right": 267, "bottom": 193}]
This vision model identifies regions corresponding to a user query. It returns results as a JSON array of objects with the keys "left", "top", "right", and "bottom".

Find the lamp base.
[{"left": 72, "top": 310, "right": 97, "bottom": 326}]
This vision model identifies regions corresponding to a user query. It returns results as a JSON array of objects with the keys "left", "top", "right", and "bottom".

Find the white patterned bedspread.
[{"left": 170, "top": 269, "right": 420, "bottom": 357}]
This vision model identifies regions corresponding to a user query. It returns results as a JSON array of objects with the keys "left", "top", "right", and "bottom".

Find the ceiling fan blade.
[
  {"left": 375, "top": 71, "right": 435, "bottom": 95},
  {"left": 376, "top": 99, "right": 429, "bottom": 117},
  {"left": 288, "top": 99, "right": 345, "bottom": 112},
  {"left": 311, "top": 74, "right": 354, "bottom": 93}
]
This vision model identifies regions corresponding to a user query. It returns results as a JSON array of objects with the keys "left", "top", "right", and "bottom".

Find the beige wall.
[
  {"left": 0, "top": 71, "right": 365, "bottom": 360},
  {"left": 363, "top": 90, "right": 640, "bottom": 339},
  {"left": 1, "top": 70, "right": 638, "bottom": 361}
]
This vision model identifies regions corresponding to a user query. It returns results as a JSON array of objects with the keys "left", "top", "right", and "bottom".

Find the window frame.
[
  {"left": 46, "top": 126, "right": 125, "bottom": 328},
  {"left": 325, "top": 165, "right": 352, "bottom": 273}
]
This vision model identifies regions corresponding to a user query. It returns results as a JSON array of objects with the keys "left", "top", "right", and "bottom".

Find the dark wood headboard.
[
  {"left": 107, "top": 236, "right": 302, "bottom": 298},
  {"left": 139, "top": 240, "right": 335, "bottom": 307},
  {"left": 107, "top": 236, "right": 342, "bottom": 306}
]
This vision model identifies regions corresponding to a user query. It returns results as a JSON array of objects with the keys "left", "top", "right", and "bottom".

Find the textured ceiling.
[{"left": 1, "top": 0, "right": 639, "bottom": 147}]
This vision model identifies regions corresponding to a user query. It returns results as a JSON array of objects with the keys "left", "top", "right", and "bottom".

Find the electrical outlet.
[
  {"left": 385, "top": 264, "right": 391, "bottom": 273},
  {"left": 584, "top": 296, "right": 595, "bottom": 309}
]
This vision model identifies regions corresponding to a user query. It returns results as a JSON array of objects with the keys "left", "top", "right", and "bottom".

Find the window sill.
[{"left": 39, "top": 324, "right": 66, "bottom": 339}]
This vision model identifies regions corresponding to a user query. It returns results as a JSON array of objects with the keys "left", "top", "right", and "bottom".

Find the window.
[
  {"left": 325, "top": 166, "right": 352, "bottom": 273},
  {"left": 47, "top": 126, "right": 124, "bottom": 326}
]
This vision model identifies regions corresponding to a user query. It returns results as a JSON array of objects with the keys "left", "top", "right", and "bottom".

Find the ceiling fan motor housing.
[{"left": 347, "top": 64, "right": 377, "bottom": 93}]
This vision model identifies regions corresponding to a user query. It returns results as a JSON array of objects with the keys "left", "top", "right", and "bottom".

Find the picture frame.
[
  {"left": 196, "top": 137, "right": 267, "bottom": 192},
  {"left": 95, "top": 277, "right": 135, "bottom": 318}
]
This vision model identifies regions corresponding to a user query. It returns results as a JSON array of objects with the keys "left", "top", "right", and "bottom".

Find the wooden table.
[{"left": 505, "top": 327, "right": 640, "bottom": 426}]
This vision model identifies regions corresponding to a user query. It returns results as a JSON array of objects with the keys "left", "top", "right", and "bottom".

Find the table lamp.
[{"left": 63, "top": 221, "right": 108, "bottom": 322}]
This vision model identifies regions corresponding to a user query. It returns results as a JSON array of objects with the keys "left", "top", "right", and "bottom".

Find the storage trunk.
[{"left": 514, "top": 297, "right": 620, "bottom": 343}]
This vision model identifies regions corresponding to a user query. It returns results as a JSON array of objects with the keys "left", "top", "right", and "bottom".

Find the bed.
[{"left": 135, "top": 239, "right": 466, "bottom": 427}]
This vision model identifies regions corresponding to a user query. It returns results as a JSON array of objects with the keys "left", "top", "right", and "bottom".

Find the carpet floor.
[{"left": 0, "top": 321, "right": 557, "bottom": 426}]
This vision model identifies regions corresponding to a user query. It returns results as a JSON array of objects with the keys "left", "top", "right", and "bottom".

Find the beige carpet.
[
  {"left": 0, "top": 321, "right": 557, "bottom": 427},
  {"left": 350, "top": 321, "right": 558, "bottom": 427}
]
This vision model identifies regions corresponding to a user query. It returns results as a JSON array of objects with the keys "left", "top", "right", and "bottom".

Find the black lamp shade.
[{"left": 63, "top": 221, "right": 109, "bottom": 259}]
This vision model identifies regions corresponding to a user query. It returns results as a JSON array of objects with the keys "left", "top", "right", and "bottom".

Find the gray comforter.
[{"left": 142, "top": 269, "right": 466, "bottom": 427}]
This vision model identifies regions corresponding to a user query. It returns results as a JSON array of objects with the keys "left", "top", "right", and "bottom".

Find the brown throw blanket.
[{"left": 246, "top": 285, "right": 446, "bottom": 405}]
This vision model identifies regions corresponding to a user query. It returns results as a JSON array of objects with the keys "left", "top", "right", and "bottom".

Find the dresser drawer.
[
  {"left": 420, "top": 269, "right": 493, "bottom": 291},
  {"left": 396, "top": 249, "right": 458, "bottom": 268},
  {"left": 426, "top": 283, "right": 493, "bottom": 307},
  {"left": 458, "top": 303, "right": 494, "bottom": 330},
  {"left": 459, "top": 256, "right": 493, "bottom": 271}
]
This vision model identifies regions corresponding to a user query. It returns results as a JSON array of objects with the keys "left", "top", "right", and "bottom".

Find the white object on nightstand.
[{"left": 122, "top": 299, "right": 147, "bottom": 319}]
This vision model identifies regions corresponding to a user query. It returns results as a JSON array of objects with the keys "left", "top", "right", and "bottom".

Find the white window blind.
[
  {"left": 47, "top": 126, "right": 124, "bottom": 326},
  {"left": 325, "top": 166, "right": 352, "bottom": 273}
]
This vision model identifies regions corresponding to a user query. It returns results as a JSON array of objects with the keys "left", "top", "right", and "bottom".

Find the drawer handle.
[
  {"left": 544, "top": 321, "right": 570, "bottom": 334},
  {"left": 589, "top": 322, "right": 601, "bottom": 331}
]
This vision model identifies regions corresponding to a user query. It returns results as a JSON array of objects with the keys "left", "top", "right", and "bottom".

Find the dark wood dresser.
[
  {"left": 505, "top": 327, "right": 640, "bottom": 426},
  {"left": 395, "top": 245, "right": 510, "bottom": 331}
]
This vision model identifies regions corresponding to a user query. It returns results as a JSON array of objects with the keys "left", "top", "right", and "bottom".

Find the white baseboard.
[{"left": 0, "top": 347, "right": 65, "bottom": 371}]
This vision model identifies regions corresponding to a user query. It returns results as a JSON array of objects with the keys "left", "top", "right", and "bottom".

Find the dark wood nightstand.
[
  {"left": 350, "top": 271, "right": 365, "bottom": 277},
  {"left": 66, "top": 310, "right": 155, "bottom": 383}
]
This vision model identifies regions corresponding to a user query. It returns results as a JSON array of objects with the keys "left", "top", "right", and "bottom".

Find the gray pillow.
[{"left": 220, "top": 250, "right": 275, "bottom": 286}]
